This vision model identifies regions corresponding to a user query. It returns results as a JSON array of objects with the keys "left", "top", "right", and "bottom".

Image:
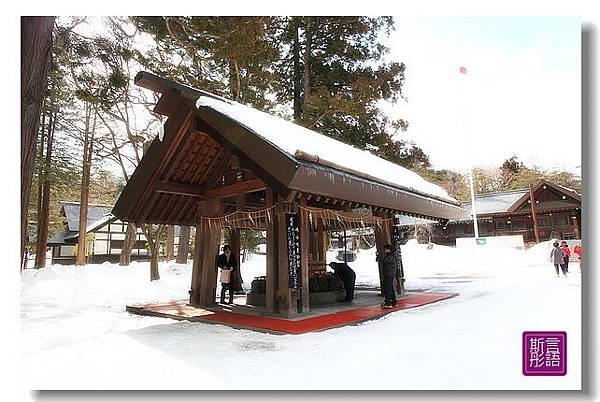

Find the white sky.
[
  {"left": 383, "top": 16, "right": 581, "bottom": 174},
  {"left": 77, "top": 16, "right": 581, "bottom": 176}
]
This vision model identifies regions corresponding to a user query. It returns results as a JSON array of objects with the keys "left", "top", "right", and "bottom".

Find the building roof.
[
  {"left": 48, "top": 202, "right": 116, "bottom": 244},
  {"left": 196, "top": 96, "right": 455, "bottom": 203},
  {"left": 455, "top": 180, "right": 580, "bottom": 222},
  {"left": 462, "top": 189, "right": 529, "bottom": 216},
  {"left": 63, "top": 202, "right": 113, "bottom": 232},
  {"left": 397, "top": 180, "right": 581, "bottom": 226},
  {"left": 112, "top": 72, "right": 465, "bottom": 225}
]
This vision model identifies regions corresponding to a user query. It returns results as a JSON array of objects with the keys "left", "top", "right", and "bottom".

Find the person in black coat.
[
  {"left": 329, "top": 262, "right": 357, "bottom": 302},
  {"left": 376, "top": 244, "right": 397, "bottom": 308},
  {"left": 217, "top": 245, "right": 238, "bottom": 304}
]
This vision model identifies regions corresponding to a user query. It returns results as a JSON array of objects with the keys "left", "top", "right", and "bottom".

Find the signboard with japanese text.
[{"left": 286, "top": 213, "right": 302, "bottom": 289}]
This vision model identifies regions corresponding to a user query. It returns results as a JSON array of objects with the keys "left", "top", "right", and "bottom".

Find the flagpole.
[{"left": 459, "top": 66, "right": 479, "bottom": 239}]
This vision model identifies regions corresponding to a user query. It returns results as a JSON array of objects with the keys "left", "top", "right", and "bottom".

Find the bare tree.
[
  {"left": 141, "top": 224, "right": 165, "bottom": 281},
  {"left": 93, "top": 17, "right": 161, "bottom": 266}
]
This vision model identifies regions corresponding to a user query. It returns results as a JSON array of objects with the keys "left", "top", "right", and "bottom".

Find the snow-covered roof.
[
  {"left": 63, "top": 213, "right": 117, "bottom": 240},
  {"left": 63, "top": 202, "right": 113, "bottom": 232},
  {"left": 462, "top": 189, "right": 529, "bottom": 216},
  {"left": 196, "top": 96, "right": 457, "bottom": 204},
  {"left": 554, "top": 183, "right": 581, "bottom": 197}
]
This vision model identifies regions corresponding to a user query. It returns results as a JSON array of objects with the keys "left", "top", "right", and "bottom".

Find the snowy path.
[{"left": 21, "top": 242, "right": 581, "bottom": 390}]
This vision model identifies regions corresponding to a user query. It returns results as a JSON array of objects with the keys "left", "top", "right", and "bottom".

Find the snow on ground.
[{"left": 21, "top": 241, "right": 580, "bottom": 390}]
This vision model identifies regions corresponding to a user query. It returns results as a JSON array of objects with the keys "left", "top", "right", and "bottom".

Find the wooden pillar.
[
  {"left": 389, "top": 218, "right": 405, "bottom": 296},
  {"left": 374, "top": 223, "right": 386, "bottom": 295},
  {"left": 275, "top": 199, "right": 299, "bottom": 317},
  {"left": 317, "top": 224, "right": 327, "bottom": 263},
  {"left": 572, "top": 215, "right": 580, "bottom": 239},
  {"left": 265, "top": 188, "right": 278, "bottom": 313},
  {"left": 189, "top": 198, "right": 221, "bottom": 307},
  {"left": 299, "top": 196, "right": 310, "bottom": 313},
  {"left": 189, "top": 211, "right": 206, "bottom": 306},
  {"left": 229, "top": 228, "right": 242, "bottom": 292},
  {"left": 232, "top": 190, "right": 244, "bottom": 265},
  {"left": 229, "top": 228, "right": 241, "bottom": 261},
  {"left": 529, "top": 184, "right": 540, "bottom": 243}
]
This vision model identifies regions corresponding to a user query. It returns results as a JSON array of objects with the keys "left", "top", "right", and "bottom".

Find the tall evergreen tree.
[
  {"left": 21, "top": 16, "right": 56, "bottom": 269},
  {"left": 276, "top": 17, "right": 420, "bottom": 166},
  {"left": 132, "top": 16, "right": 428, "bottom": 169}
]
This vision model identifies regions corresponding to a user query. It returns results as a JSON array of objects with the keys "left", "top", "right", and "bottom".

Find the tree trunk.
[
  {"left": 76, "top": 104, "right": 96, "bottom": 266},
  {"left": 176, "top": 225, "right": 191, "bottom": 264},
  {"left": 34, "top": 108, "right": 47, "bottom": 268},
  {"left": 21, "top": 16, "right": 55, "bottom": 269},
  {"left": 119, "top": 222, "right": 137, "bottom": 266},
  {"left": 143, "top": 224, "right": 164, "bottom": 281},
  {"left": 166, "top": 225, "right": 175, "bottom": 261},
  {"left": 34, "top": 109, "right": 55, "bottom": 269},
  {"left": 292, "top": 18, "right": 302, "bottom": 120},
  {"left": 150, "top": 247, "right": 160, "bottom": 281},
  {"left": 302, "top": 17, "right": 313, "bottom": 120}
]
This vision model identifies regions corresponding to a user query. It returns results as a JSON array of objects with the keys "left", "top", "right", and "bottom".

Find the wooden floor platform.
[{"left": 126, "top": 290, "right": 456, "bottom": 334}]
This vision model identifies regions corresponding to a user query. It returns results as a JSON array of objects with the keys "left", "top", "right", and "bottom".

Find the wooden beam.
[
  {"left": 285, "top": 190, "right": 298, "bottom": 202},
  {"left": 130, "top": 107, "right": 195, "bottom": 221},
  {"left": 205, "top": 178, "right": 266, "bottom": 199},
  {"left": 155, "top": 181, "right": 205, "bottom": 198},
  {"left": 529, "top": 184, "right": 540, "bottom": 243},
  {"left": 153, "top": 90, "right": 184, "bottom": 117}
]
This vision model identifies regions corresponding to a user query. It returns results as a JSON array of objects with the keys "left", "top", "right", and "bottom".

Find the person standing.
[
  {"left": 560, "top": 241, "right": 571, "bottom": 273},
  {"left": 217, "top": 245, "right": 237, "bottom": 304},
  {"left": 329, "top": 262, "right": 357, "bottom": 302},
  {"left": 549, "top": 242, "right": 566, "bottom": 277},
  {"left": 573, "top": 243, "right": 582, "bottom": 271},
  {"left": 376, "top": 244, "right": 397, "bottom": 308}
]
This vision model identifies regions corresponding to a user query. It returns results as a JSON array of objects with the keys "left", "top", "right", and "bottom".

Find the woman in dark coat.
[
  {"left": 549, "top": 242, "right": 566, "bottom": 277},
  {"left": 376, "top": 244, "right": 398, "bottom": 308},
  {"left": 217, "top": 245, "right": 239, "bottom": 304}
]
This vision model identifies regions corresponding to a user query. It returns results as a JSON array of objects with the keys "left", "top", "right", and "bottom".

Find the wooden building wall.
[{"left": 400, "top": 209, "right": 581, "bottom": 247}]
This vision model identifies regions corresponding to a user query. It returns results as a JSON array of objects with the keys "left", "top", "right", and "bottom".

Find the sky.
[
  {"left": 76, "top": 16, "right": 582, "bottom": 177},
  {"left": 383, "top": 17, "right": 581, "bottom": 174}
]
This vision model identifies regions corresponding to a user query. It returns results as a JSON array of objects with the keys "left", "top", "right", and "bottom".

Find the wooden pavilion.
[{"left": 113, "top": 72, "right": 464, "bottom": 317}]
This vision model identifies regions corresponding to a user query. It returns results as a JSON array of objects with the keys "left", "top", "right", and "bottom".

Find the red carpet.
[{"left": 127, "top": 292, "right": 456, "bottom": 334}]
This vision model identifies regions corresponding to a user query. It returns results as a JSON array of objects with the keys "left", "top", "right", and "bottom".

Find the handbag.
[{"left": 220, "top": 269, "right": 231, "bottom": 284}]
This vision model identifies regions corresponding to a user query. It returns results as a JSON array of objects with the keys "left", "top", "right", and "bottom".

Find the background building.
[{"left": 398, "top": 180, "right": 581, "bottom": 247}]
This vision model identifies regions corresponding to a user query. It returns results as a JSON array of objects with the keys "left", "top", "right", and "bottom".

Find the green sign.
[{"left": 475, "top": 237, "right": 487, "bottom": 245}]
